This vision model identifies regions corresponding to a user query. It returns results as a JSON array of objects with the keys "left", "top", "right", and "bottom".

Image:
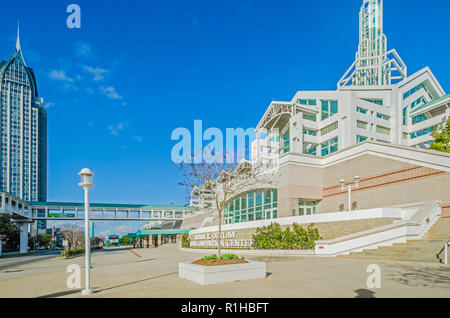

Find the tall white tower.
[{"left": 338, "top": 0, "right": 407, "bottom": 87}]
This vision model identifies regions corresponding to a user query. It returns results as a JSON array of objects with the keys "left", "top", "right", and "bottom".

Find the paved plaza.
[{"left": 0, "top": 246, "right": 449, "bottom": 298}]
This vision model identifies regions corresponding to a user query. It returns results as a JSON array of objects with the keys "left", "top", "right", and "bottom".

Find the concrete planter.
[{"left": 179, "top": 261, "right": 266, "bottom": 285}]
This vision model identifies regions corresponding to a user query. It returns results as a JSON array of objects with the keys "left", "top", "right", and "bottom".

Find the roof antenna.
[{"left": 16, "top": 20, "right": 21, "bottom": 51}]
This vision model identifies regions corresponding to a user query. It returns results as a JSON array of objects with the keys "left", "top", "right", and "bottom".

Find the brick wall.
[{"left": 442, "top": 204, "right": 450, "bottom": 218}]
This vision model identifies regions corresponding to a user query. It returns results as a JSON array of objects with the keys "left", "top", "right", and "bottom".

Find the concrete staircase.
[{"left": 340, "top": 218, "right": 450, "bottom": 263}]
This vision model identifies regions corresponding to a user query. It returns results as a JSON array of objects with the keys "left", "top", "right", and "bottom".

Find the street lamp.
[
  {"left": 339, "top": 176, "right": 360, "bottom": 212},
  {"left": 78, "top": 168, "right": 94, "bottom": 295}
]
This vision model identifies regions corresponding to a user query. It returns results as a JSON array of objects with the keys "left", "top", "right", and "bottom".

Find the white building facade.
[{"left": 252, "top": 0, "right": 449, "bottom": 167}]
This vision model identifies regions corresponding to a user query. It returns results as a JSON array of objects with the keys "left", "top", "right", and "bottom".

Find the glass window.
[
  {"left": 321, "top": 137, "right": 338, "bottom": 156},
  {"left": 298, "top": 200, "right": 318, "bottom": 215},
  {"left": 303, "top": 128, "right": 317, "bottom": 136},
  {"left": 282, "top": 128, "right": 290, "bottom": 153},
  {"left": 403, "top": 83, "right": 424, "bottom": 100},
  {"left": 357, "top": 120, "right": 368, "bottom": 129},
  {"left": 376, "top": 113, "right": 390, "bottom": 120},
  {"left": 376, "top": 125, "right": 390, "bottom": 135},
  {"left": 298, "top": 99, "right": 316, "bottom": 106},
  {"left": 303, "top": 113, "right": 317, "bottom": 122},
  {"left": 357, "top": 107, "right": 368, "bottom": 114},
  {"left": 321, "top": 100, "right": 338, "bottom": 120},
  {"left": 412, "top": 114, "right": 427, "bottom": 125},
  {"left": 356, "top": 135, "right": 367, "bottom": 143},
  {"left": 224, "top": 189, "right": 278, "bottom": 224},
  {"left": 320, "top": 121, "right": 338, "bottom": 136},
  {"left": 362, "top": 98, "right": 383, "bottom": 105},
  {"left": 403, "top": 107, "right": 408, "bottom": 126}
]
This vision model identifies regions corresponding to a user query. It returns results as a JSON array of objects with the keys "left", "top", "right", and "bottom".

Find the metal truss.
[{"left": 338, "top": 0, "right": 407, "bottom": 88}]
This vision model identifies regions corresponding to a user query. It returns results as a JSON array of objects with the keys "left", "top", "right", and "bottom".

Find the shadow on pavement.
[
  {"left": 354, "top": 289, "right": 376, "bottom": 298},
  {"left": 38, "top": 289, "right": 83, "bottom": 298},
  {"left": 97, "top": 272, "right": 178, "bottom": 293},
  {"left": 386, "top": 263, "right": 450, "bottom": 288},
  {"left": 135, "top": 258, "right": 156, "bottom": 263}
]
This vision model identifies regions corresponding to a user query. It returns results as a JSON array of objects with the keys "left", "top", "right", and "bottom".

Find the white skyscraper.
[{"left": 0, "top": 25, "right": 47, "bottom": 202}]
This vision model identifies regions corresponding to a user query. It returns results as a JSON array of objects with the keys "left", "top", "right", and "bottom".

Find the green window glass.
[
  {"left": 356, "top": 135, "right": 367, "bottom": 143},
  {"left": 299, "top": 99, "right": 316, "bottom": 106},
  {"left": 357, "top": 120, "right": 368, "bottom": 129},
  {"left": 403, "top": 107, "right": 408, "bottom": 125},
  {"left": 362, "top": 98, "right": 383, "bottom": 105},
  {"left": 303, "top": 113, "right": 317, "bottom": 122},
  {"left": 412, "top": 114, "right": 427, "bottom": 125},
  {"left": 376, "top": 113, "right": 390, "bottom": 120},
  {"left": 272, "top": 189, "right": 277, "bottom": 202},
  {"left": 241, "top": 197, "right": 247, "bottom": 209},
  {"left": 264, "top": 190, "right": 271, "bottom": 204},
  {"left": 357, "top": 107, "right": 368, "bottom": 114},
  {"left": 299, "top": 200, "right": 318, "bottom": 215},
  {"left": 321, "top": 100, "right": 338, "bottom": 120},
  {"left": 376, "top": 125, "right": 390, "bottom": 135},
  {"left": 303, "top": 128, "right": 317, "bottom": 136},
  {"left": 282, "top": 128, "right": 290, "bottom": 153},
  {"left": 255, "top": 191, "right": 263, "bottom": 206},
  {"left": 321, "top": 137, "right": 338, "bottom": 156},
  {"left": 247, "top": 192, "right": 254, "bottom": 207},
  {"left": 320, "top": 121, "right": 338, "bottom": 136}
]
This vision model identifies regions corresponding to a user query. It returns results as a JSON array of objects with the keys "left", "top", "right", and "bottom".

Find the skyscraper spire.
[{"left": 16, "top": 20, "right": 21, "bottom": 51}]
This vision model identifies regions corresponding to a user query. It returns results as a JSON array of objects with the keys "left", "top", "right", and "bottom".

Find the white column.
[
  {"left": 82, "top": 189, "right": 93, "bottom": 295},
  {"left": 290, "top": 113, "right": 303, "bottom": 154},
  {"left": 1, "top": 193, "right": 5, "bottom": 212},
  {"left": 19, "top": 223, "right": 28, "bottom": 254}
]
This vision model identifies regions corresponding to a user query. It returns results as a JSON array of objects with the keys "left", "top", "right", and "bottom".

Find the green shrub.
[
  {"left": 202, "top": 254, "right": 218, "bottom": 261},
  {"left": 181, "top": 234, "right": 190, "bottom": 248},
  {"left": 221, "top": 253, "right": 238, "bottom": 260},
  {"left": 61, "top": 246, "right": 102, "bottom": 257},
  {"left": 252, "top": 223, "right": 321, "bottom": 250}
]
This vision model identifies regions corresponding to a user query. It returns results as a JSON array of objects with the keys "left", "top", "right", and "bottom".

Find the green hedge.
[
  {"left": 252, "top": 223, "right": 321, "bottom": 250},
  {"left": 61, "top": 246, "right": 102, "bottom": 257}
]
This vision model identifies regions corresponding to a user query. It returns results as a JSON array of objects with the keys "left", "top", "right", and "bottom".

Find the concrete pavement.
[{"left": 0, "top": 246, "right": 448, "bottom": 298}]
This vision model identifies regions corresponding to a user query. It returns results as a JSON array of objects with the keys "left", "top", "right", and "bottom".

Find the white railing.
[
  {"left": 445, "top": 241, "right": 449, "bottom": 265},
  {"left": 315, "top": 200, "right": 441, "bottom": 256}
]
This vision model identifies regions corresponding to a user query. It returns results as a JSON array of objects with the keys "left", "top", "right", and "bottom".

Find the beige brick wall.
[
  {"left": 442, "top": 205, "right": 450, "bottom": 218},
  {"left": 319, "top": 173, "right": 450, "bottom": 213}
]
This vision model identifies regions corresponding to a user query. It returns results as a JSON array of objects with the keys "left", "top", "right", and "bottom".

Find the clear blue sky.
[{"left": 0, "top": 0, "right": 448, "bottom": 235}]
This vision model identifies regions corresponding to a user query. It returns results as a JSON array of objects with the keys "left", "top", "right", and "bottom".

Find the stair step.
[{"left": 341, "top": 218, "right": 450, "bottom": 263}]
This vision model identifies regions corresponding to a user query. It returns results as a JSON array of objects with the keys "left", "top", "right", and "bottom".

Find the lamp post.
[
  {"left": 339, "top": 176, "right": 360, "bottom": 212},
  {"left": 78, "top": 168, "right": 94, "bottom": 295}
]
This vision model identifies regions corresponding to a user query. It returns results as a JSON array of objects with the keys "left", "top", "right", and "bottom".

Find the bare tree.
[
  {"left": 179, "top": 157, "right": 277, "bottom": 257},
  {"left": 61, "top": 224, "right": 84, "bottom": 249}
]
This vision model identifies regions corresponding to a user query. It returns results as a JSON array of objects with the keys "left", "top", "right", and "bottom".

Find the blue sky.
[{"left": 1, "top": 0, "right": 448, "bottom": 236}]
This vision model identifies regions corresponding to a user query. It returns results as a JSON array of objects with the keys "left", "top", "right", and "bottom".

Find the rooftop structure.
[{"left": 252, "top": 0, "right": 449, "bottom": 169}]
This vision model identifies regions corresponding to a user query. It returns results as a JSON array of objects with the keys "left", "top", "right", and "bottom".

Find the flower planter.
[{"left": 178, "top": 261, "right": 266, "bottom": 285}]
